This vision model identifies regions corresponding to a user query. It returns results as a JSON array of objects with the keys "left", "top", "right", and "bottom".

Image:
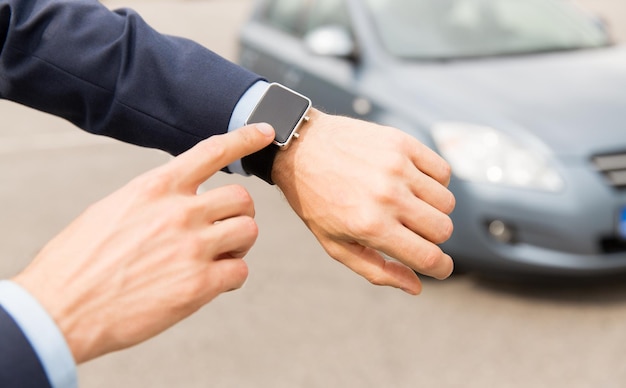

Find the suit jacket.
[
  {"left": 0, "top": 306, "right": 51, "bottom": 388},
  {"left": 0, "top": 0, "right": 262, "bottom": 156},
  {"left": 0, "top": 0, "right": 262, "bottom": 386}
]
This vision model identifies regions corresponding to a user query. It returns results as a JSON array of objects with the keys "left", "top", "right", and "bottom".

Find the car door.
[
  {"left": 240, "top": 0, "right": 373, "bottom": 120},
  {"left": 239, "top": 0, "right": 308, "bottom": 84}
]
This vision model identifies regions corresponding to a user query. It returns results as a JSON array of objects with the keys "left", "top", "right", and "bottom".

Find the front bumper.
[{"left": 443, "top": 162, "right": 626, "bottom": 277}]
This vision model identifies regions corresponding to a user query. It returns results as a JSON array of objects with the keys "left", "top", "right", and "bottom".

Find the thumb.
[{"left": 168, "top": 123, "right": 275, "bottom": 190}]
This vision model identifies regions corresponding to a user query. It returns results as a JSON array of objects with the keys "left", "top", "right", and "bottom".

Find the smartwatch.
[{"left": 241, "top": 83, "right": 312, "bottom": 184}]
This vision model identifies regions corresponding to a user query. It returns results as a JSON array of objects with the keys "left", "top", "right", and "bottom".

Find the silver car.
[{"left": 238, "top": 0, "right": 626, "bottom": 277}]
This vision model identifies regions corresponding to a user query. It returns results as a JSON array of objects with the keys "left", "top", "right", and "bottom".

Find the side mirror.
[{"left": 304, "top": 25, "right": 356, "bottom": 59}]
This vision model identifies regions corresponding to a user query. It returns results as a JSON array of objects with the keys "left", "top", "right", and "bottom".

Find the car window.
[
  {"left": 364, "top": 0, "right": 610, "bottom": 60},
  {"left": 261, "top": 0, "right": 310, "bottom": 36},
  {"left": 305, "top": 0, "right": 351, "bottom": 34}
]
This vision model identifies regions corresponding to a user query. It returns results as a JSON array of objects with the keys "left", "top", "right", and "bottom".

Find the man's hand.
[
  {"left": 273, "top": 109, "right": 455, "bottom": 295},
  {"left": 13, "top": 123, "right": 275, "bottom": 364}
]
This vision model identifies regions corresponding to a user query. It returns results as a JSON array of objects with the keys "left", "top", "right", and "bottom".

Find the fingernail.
[{"left": 255, "top": 122, "right": 274, "bottom": 137}]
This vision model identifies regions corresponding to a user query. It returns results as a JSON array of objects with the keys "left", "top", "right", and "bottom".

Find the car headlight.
[{"left": 431, "top": 122, "right": 564, "bottom": 192}]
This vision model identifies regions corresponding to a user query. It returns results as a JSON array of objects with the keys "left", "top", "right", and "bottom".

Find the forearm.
[{"left": 0, "top": 0, "right": 262, "bottom": 155}]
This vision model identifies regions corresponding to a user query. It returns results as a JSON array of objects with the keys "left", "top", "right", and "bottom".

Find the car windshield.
[{"left": 364, "top": 0, "right": 611, "bottom": 60}]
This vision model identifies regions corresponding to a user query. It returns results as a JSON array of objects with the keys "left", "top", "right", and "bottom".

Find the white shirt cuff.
[
  {"left": 0, "top": 280, "right": 78, "bottom": 388},
  {"left": 226, "top": 80, "right": 270, "bottom": 175}
]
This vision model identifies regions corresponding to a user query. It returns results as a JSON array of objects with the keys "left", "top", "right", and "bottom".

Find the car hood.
[{"left": 391, "top": 45, "right": 626, "bottom": 157}]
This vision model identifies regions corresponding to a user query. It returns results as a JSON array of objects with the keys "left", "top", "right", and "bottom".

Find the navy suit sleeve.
[
  {"left": 0, "top": 306, "right": 51, "bottom": 388},
  {"left": 0, "top": 0, "right": 262, "bottom": 156}
]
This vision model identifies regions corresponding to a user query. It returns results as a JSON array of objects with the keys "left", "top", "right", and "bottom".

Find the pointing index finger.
[{"left": 168, "top": 123, "right": 275, "bottom": 190}]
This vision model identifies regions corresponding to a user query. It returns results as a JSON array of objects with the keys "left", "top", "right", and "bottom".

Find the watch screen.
[{"left": 246, "top": 84, "right": 311, "bottom": 145}]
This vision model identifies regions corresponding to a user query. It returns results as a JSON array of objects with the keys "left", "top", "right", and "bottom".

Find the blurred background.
[{"left": 1, "top": 0, "right": 626, "bottom": 387}]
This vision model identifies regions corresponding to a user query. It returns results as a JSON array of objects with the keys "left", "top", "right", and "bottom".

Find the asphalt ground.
[{"left": 1, "top": 1, "right": 626, "bottom": 387}]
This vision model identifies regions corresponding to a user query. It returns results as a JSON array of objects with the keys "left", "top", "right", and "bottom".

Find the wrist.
[
  {"left": 13, "top": 271, "right": 101, "bottom": 364},
  {"left": 272, "top": 107, "right": 326, "bottom": 188},
  {"left": 0, "top": 279, "right": 78, "bottom": 386}
]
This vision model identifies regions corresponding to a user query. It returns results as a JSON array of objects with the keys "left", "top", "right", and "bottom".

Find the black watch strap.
[{"left": 242, "top": 144, "right": 280, "bottom": 184}]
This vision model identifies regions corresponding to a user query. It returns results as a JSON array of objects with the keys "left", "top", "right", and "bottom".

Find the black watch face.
[{"left": 246, "top": 84, "right": 311, "bottom": 146}]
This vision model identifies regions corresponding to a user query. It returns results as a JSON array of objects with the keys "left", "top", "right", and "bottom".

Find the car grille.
[{"left": 592, "top": 151, "right": 626, "bottom": 189}]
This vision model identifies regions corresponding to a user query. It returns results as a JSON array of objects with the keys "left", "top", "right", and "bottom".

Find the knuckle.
[
  {"left": 171, "top": 208, "right": 193, "bottom": 227},
  {"left": 418, "top": 245, "right": 444, "bottom": 273},
  {"left": 348, "top": 211, "right": 384, "bottom": 240},
  {"left": 230, "top": 261, "right": 250, "bottom": 284},
  {"left": 210, "top": 216, "right": 258, "bottom": 251},
  {"left": 180, "top": 234, "right": 206, "bottom": 258},
  {"left": 237, "top": 125, "right": 257, "bottom": 146},
  {"left": 432, "top": 216, "right": 454, "bottom": 244},
  {"left": 135, "top": 183, "right": 166, "bottom": 203},
  {"left": 201, "top": 138, "right": 227, "bottom": 162},
  {"left": 323, "top": 243, "right": 344, "bottom": 262},
  {"left": 178, "top": 278, "right": 208, "bottom": 303},
  {"left": 443, "top": 191, "right": 456, "bottom": 214},
  {"left": 381, "top": 152, "right": 406, "bottom": 177},
  {"left": 214, "top": 260, "right": 249, "bottom": 292},
  {"left": 440, "top": 160, "right": 453, "bottom": 181},
  {"left": 371, "top": 181, "right": 397, "bottom": 206},
  {"left": 364, "top": 272, "right": 388, "bottom": 287},
  {"left": 135, "top": 169, "right": 174, "bottom": 198},
  {"left": 238, "top": 216, "right": 259, "bottom": 241},
  {"left": 229, "top": 185, "right": 254, "bottom": 209},
  {"left": 162, "top": 204, "right": 200, "bottom": 232}
]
